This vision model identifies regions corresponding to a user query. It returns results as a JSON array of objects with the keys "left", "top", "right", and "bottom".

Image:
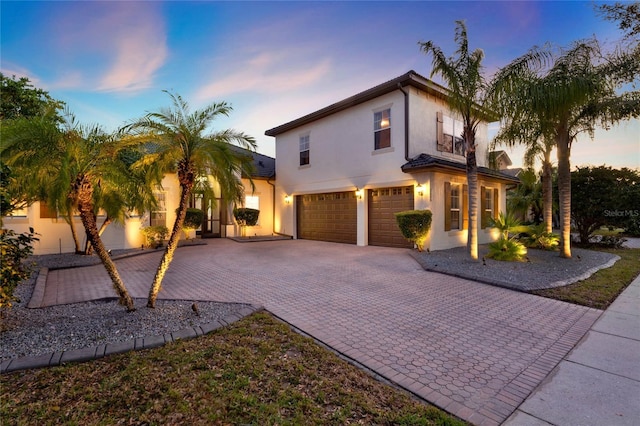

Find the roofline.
[
  {"left": 401, "top": 156, "right": 520, "bottom": 184},
  {"left": 265, "top": 71, "right": 458, "bottom": 137}
]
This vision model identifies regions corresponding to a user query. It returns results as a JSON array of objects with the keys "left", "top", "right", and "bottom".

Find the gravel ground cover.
[
  {"left": 0, "top": 250, "right": 252, "bottom": 363},
  {"left": 411, "top": 245, "right": 619, "bottom": 291}
]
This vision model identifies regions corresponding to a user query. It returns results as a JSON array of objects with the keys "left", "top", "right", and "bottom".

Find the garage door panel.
[
  {"left": 297, "top": 192, "right": 357, "bottom": 244},
  {"left": 368, "top": 186, "right": 414, "bottom": 248}
]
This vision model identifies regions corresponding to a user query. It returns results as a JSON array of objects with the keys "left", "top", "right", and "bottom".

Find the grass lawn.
[
  {"left": 1, "top": 312, "right": 465, "bottom": 426},
  {"left": 532, "top": 248, "right": 640, "bottom": 309}
]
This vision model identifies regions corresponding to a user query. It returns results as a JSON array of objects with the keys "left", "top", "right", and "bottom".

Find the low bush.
[
  {"left": 182, "top": 208, "right": 204, "bottom": 230},
  {"left": 141, "top": 225, "right": 169, "bottom": 248},
  {"left": 394, "top": 210, "right": 432, "bottom": 251},
  {"left": 520, "top": 224, "right": 559, "bottom": 251},
  {"left": 487, "top": 237, "right": 527, "bottom": 262},
  {"left": 0, "top": 227, "right": 39, "bottom": 308},
  {"left": 233, "top": 208, "right": 260, "bottom": 226}
]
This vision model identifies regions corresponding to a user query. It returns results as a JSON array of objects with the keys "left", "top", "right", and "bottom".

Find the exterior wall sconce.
[
  {"left": 284, "top": 195, "right": 292, "bottom": 204},
  {"left": 416, "top": 184, "right": 426, "bottom": 197},
  {"left": 355, "top": 188, "right": 364, "bottom": 199}
]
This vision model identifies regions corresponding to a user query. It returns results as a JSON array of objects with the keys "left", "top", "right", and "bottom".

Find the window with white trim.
[
  {"left": 150, "top": 191, "right": 167, "bottom": 227},
  {"left": 450, "top": 184, "right": 461, "bottom": 230},
  {"left": 374, "top": 109, "right": 391, "bottom": 150},
  {"left": 299, "top": 135, "right": 310, "bottom": 166},
  {"left": 437, "top": 112, "right": 465, "bottom": 156}
]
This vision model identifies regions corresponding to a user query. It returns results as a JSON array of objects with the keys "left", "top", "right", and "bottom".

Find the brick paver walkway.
[{"left": 44, "top": 240, "right": 601, "bottom": 425}]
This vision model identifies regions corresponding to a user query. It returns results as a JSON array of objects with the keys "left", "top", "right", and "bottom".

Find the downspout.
[{"left": 397, "top": 82, "right": 410, "bottom": 161}]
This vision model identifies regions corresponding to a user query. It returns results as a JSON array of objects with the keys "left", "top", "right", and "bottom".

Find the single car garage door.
[
  {"left": 297, "top": 192, "right": 357, "bottom": 244},
  {"left": 368, "top": 186, "right": 414, "bottom": 248}
]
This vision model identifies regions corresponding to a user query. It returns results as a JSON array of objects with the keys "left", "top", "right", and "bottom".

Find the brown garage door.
[
  {"left": 297, "top": 192, "right": 357, "bottom": 244},
  {"left": 368, "top": 186, "right": 414, "bottom": 248}
]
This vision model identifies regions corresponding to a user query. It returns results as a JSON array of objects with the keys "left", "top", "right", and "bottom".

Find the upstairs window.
[
  {"left": 437, "top": 112, "right": 465, "bottom": 156},
  {"left": 374, "top": 109, "right": 391, "bottom": 150},
  {"left": 299, "top": 134, "right": 310, "bottom": 166},
  {"left": 150, "top": 191, "right": 167, "bottom": 227}
]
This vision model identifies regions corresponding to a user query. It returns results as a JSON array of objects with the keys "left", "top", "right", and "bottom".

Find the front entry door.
[{"left": 192, "top": 194, "right": 226, "bottom": 238}]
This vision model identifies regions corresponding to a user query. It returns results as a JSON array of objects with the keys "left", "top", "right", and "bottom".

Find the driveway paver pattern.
[{"left": 44, "top": 240, "right": 601, "bottom": 425}]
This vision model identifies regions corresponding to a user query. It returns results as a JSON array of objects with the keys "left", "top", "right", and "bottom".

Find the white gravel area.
[{"left": 0, "top": 251, "right": 253, "bottom": 363}]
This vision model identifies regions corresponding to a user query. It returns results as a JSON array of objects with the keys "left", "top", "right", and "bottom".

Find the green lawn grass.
[
  {"left": 1, "top": 312, "right": 465, "bottom": 426},
  {"left": 532, "top": 248, "right": 640, "bottom": 309}
]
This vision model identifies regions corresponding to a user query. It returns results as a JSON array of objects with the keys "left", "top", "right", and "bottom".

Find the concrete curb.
[
  {"left": 1, "top": 304, "right": 263, "bottom": 374},
  {"left": 27, "top": 267, "right": 48, "bottom": 309}
]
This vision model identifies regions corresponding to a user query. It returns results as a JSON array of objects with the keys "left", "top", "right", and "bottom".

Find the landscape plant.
[
  {"left": 180, "top": 207, "right": 204, "bottom": 239},
  {"left": 419, "top": 21, "right": 493, "bottom": 261},
  {"left": 141, "top": 225, "right": 169, "bottom": 248},
  {"left": 394, "top": 209, "right": 432, "bottom": 251},
  {"left": 571, "top": 165, "right": 640, "bottom": 243},
  {"left": 520, "top": 223, "right": 560, "bottom": 251},
  {"left": 486, "top": 212, "right": 528, "bottom": 261},
  {"left": 0, "top": 228, "right": 38, "bottom": 308},
  {"left": 124, "top": 91, "right": 257, "bottom": 308},
  {"left": 492, "top": 5, "right": 640, "bottom": 258},
  {"left": 233, "top": 207, "right": 259, "bottom": 237},
  {"left": 2, "top": 110, "right": 141, "bottom": 311}
]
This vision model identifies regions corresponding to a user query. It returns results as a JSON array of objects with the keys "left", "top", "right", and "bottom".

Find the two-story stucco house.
[{"left": 266, "top": 70, "right": 519, "bottom": 250}]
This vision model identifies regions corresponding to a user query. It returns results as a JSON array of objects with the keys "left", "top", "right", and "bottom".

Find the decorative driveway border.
[
  {"left": 19, "top": 240, "right": 604, "bottom": 425},
  {"left": 1, "top": 304, "right": 261, "bottom": 373}
]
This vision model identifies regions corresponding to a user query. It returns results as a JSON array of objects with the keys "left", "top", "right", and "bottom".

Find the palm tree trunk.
[
  {"left": 557, "top": 131, "right": 572, "bottom": 258},
  {"left": 84, "top": 216, "right": 112, "bottom": 255},
  {"left": 73, "top": 174, "right": 136, "bottom": 311},
  {"left": 542, "top": 155, "right": 553, "bottom": 235},
  {"left": 64, "top": 207, "right": 83, "bottom": 254},
  {"left": 465, "top": 131, "right": 479, "bottom": 260},
  {"left": 147, "top": 176, "right": 194, "bottom": 308}
]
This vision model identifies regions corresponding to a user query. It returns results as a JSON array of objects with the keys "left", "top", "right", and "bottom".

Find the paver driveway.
[{"left": 45, "top": 239, "right": 601, "bottom": 425}]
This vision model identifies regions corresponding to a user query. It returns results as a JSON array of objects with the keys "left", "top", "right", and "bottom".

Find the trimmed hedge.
[
  {"left": 233, "top": 207, "right": 260, "bottom": 226},
  {"left": 394, "top": 210, "right": 432, "bottom": 251},
  {"left": 181, "top": 208, "right": 204, "bottom": 229}
]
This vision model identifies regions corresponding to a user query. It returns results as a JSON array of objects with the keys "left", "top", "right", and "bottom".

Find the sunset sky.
[{"left": 2, "top": 1, "right": 638, "bottom": 169}]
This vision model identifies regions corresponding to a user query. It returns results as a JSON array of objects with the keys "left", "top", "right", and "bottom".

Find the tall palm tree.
[
  {"left": 125, "top": 91, "right": 256, "bottom": 308},
  {"left": 2, "top": 111, "right": 138, "bottom": 311},
  {"left": 493, "top": 39, "right": 640, "bottom": 257},
  {"left": 419, "top": 20, "right": 493, "bottom": 260}
]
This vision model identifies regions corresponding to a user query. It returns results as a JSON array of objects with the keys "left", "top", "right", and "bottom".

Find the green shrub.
[
  {"left": 1, "top": 227, "right": 39, "bottom": 308},
  {"left": 489, "top": 212, "right": 529, "bottom": 240},
  {"left": 394, "top": 210, "right": 432, "bottom": 251},
  {"left": 487, "top": 237, "right": 527, "bottom": 262},
  {"left": 520, "top": 224, "right": 560, "bottom": 250},
  {"left": 141, "top": 225, "right": 169, "bottom": 248},
  {"left": 181, "top": 208, "right": 204, "bottom": 230},
  {"left": 233, "top": 208, "right": 260, "bottom": 227},
  {"left": 625, "top": 217, "right": 640, "bottom": 237}
]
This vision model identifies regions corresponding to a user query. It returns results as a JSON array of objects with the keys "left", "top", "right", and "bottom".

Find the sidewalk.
[{"left": 504, "top": 273, "right": 640, "bottom": 425}]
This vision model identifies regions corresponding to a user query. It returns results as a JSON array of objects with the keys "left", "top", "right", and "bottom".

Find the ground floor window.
[
  {"left": 444, "top": 182, "right": 468, "bottom": 231},
  {"left": 481, "top": 186, "right": 499, "bottom": 229},
  {"left": 150, "top": 191, "right": 167, "bottom": 227}
]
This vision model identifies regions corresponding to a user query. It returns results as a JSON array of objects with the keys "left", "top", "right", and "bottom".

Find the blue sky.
[{"left": 1, "top": 1, "right": 638, "bottom": 169}]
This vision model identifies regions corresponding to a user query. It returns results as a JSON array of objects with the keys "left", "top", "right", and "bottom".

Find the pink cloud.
[
  {"left": 195, "top": 51, "right": 332, "bottom": 102},
  {"left": 49, "top": 2, "right": 167, "bottom": 93}
]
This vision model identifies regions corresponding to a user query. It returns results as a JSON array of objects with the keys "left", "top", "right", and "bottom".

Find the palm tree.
[
  {"left": 505, "top": 169, "right": 543, "bottom": 224},
  {"left": 2, "top": 110, "right": 138, "bottom": 311},
  {"left": 82, "top": 147, "right": 160, "bottom": 255},
  {"left": 419, "top": 20, "right": 493, "bottom": 260},
  {"left": 493, "top": 39, "right": 640, "bottom": 257},
  {"left": 125, "top": 91, "right": 256, "bottom": 308}
]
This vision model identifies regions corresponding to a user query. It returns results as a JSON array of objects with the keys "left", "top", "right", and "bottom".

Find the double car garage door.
[{"left": 296, "top": 186, "right": 414, "bottom": 248}]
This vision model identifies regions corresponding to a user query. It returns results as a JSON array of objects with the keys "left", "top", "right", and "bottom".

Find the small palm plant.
[{"left": 487, "top": 212, "right": 528, "bottom": 261}]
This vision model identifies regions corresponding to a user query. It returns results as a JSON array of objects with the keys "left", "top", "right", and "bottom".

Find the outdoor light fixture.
[
  {"left": 416, "top": 184, "right": 425, "bottom": 197},
  {"left": 284, "top": 195, "right": 292, "bottom": 204},
  {"left": 355, "top": 188, "right": 364, "bottom": 199}
]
